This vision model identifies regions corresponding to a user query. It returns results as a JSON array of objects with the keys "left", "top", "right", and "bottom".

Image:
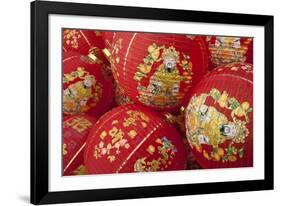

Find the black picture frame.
[{"left": 31, "top": 0, "right": 274, "bottom": 204}]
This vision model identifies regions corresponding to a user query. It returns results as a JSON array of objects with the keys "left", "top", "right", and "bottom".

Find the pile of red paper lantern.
[{"left": 62, "top": 29, "right": 253, "bottom": 176}]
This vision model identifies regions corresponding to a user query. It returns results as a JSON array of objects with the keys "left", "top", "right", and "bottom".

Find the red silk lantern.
[
  {"left": 63, "top": 52, "right": 114, "bottom": 117},
  {"left": 205, "top": 36, "right": 253, "bottom": 70},
  {"left": 63, "top": 29, "right": 108, "bottom": 64},
  {"left": 63, "top": 114, "right": 97, "bottom": 175},
  {"left": 84, "top": 104, "right": 188, "bottom": 174},
  {"left": 185, "top": 63, "right": 253, "bottom": 168},
  {"left": 105, "top": 32, "right": 208, "bottom": 111}
]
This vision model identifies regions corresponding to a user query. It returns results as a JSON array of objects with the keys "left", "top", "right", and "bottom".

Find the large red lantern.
[
  {"left": 63, "top": 29, "right": 108, "bottom": 64},
  {"left": 185, "top": 63, "right": 253, "bottom": 168},
  {"left": 84, "top": 104, "right": 188, "bottom": 174},
  {"left": 63, "top": 114, "right": 97, "bottom": 175},
  {"left": 205, "top": 36, "right": 253, "bottom": 70},
  {"left": 105, "top": 32, "right": 208, "bottom": 111},
  {"left": 63, "top": 52, "right": 114, "bottom": 117}
]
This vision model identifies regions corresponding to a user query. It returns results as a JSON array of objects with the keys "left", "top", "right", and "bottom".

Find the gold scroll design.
[
  {"left": 208, "top": 37, "right": 252, "bottom": 66},
  {"left": 93, "top": 110, "right": 150, "bottom": 163},
  {"left": 133, "top": 136, "right": 177, "bottom": 172},
  {"left": 63, "top": 67, "right": 103, "bottom": 115},
  {"left": 185, "top": 88, "right": 252, "bottom": 163},
  {"left": 133, "top": 44, "right": 193, "bottom": 108}
]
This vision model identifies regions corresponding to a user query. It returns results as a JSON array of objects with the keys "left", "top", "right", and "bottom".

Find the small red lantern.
[
  {"left": 185, "top": 63, "right": 253, "bottom": 168},
  {"left": 63, "top": 114, "right": 97, "bottom": 175},
  {"left": 84, "top": 104, "right": 188, "bottom": 174},
  {"left": 105, "top": 32, "right": 208, "bottom": 111},
  {"left": 63, "top": 52, "right": 114, "bottom": 117},
  {"left": 63, "top": 29, "right": 108, "bottom": 64},
  {"left": 205, "top": 36, "right": 253, "bottom": 70}
]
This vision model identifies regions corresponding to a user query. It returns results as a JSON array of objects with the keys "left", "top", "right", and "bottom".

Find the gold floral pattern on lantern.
[
  {"left": 93, "top": 110, "right": 150, "bottom": 163},
  {"left": 63, "top": 67, "right": 103, "bottom": 115},
  {"left": 63, "top": 29, "right": 81, "bottom": 49},
  {"left": 133, "top": 136, "right": 177, "bottom": 172},
  {"left": 134, "top": 44, "right": 193, "bottom": 108},
  {"left": 208, "top": 37, "right": 252, "bottom": 66},
  {"left": 123, "top": 110, "right": 150, "bottom": 128},
  {"left": 185, "top": 88, "right": 252, "bottom": 163}
]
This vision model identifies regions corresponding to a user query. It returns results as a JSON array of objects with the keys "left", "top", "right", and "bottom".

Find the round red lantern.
[
  {"left": 63, "top": 52, "right": 114, "bottom": 117},
  {"left": 84, "top": 104, "right": 188, "bottom": 174},
  {"left": 106, "top": 32, "right": 208, "bottom": 111},
  {"left": 63, "top": 114, "right": 97, "bottom": 175},
  {"left": 63, "top": 29, "right": 108, "bottom": 64},
  {"left": 205, "top": 36, "right": 253, "bottom": 70},
  {"left": 185, "top": 62, "right": 253, "bottom": 168}
]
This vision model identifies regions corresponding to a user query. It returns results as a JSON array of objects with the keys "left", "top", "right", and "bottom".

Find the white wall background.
[{"left": 0, "top": 0, "right": 279, "bottom": 205}]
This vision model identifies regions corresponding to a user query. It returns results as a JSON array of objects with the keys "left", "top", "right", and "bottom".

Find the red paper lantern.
[
  {"left": 63, "top": 114, "right": 97, "bottom": 175},
  {"left": 185, "top": 63, "right": 253, "bottom": 168},
  {"left": 105, "top": 32, "right": 208, "bottom": 111},
  {"left": 63, "top": 29, "right": 108, "bottom": 63},
  {"left": 63, "top": 52, "right": 114, "bottom": 117},
  {"left": 84, "top": 104, "right": 188, "bottom": 174},
  {"left": 205, "top": 36, "right": 253, "bottom": 70}
]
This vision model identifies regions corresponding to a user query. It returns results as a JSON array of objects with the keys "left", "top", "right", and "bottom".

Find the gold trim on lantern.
[{"left": 115, "top": 122, "right": 162, "bottom": 173}]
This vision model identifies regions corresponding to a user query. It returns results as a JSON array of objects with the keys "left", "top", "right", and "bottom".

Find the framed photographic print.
[{"left": 31, "top": 0, "right": 274, "bottom": 204}]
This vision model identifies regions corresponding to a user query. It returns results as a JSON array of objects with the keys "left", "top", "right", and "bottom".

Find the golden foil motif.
[
  {"left": 63, "top": 67, "right": 103, "bottom": 115},
  {"left": 134, "top": 44, "right": 193, "bottom": 108},
  {"left": 93, "top": 110, "right": 149, "bottom": 163},
  {"left": 63, "top": 29, "right": 81, "bottom": 49},
  {"left": 208, "top": 37, "right": 252, "bottom": 66},
  {"left": 134, "top": 137, "right": 177, "bottom": 172},
  {"left": 64, "top": 117, "right": 93, "bottom": 133}
]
